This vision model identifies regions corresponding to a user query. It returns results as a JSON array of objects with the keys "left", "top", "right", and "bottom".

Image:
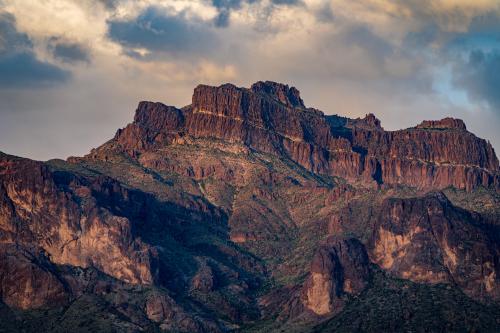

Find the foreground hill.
[{"left": 1, "top": 81, "right": 499, "bottom": 332}]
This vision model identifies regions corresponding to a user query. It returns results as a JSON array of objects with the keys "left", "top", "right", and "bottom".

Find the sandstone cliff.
[{"left": 106, "top": 81, "right": 499, "bottom": 192}]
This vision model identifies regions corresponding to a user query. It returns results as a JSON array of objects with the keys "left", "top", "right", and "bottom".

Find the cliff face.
[
  {"left": 1, "top": 81, "right": 500, "bottom": 332},
  {"left": 0, "top": 154, "right": 158, "bottom": 293},
  {"left": 110, "top": 81, "right": 499, "bottom": 192},
  {"left": 346, "top": 117, "right": 499, "bottom": 190},
  {"left": 0, "top": 244, "right": 68, "bottom": 309},
  {"left": 369, "top": 193, "right": 500, "bottom": 301},
  {"left": 302, "top": 237, "right": 370, "bottom": 316}
]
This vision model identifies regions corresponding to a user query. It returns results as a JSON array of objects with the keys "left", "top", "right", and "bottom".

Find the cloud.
[
  {"left": 214, "top": 9, "right": 231, "bottom": 27},
  {"left": 0, "top": 12, "right": 70, "bottom": 88},
  {"left": 391, "top": 3, "right": 500, "bottom": 114},
  {"left": 49, "top": 37, "right": 91, "bottom": 64},
  {"left": 212, "top": 0, "right": 243, "bottom": 27},
  {"left": 95, "top": 0, "right": 117, "bottom": 10},
  {"left": 454, "top": 49, "right": 500, "bottom": 111},
  {"left": 0, "top": 53, "right": 70, "bottom": 88},
  {"left": 339, "top": 25, "right": 394, "bottom": 63},
  {"left": 107, "top": 6, "right": 218, "bottom": 58},
  {"left": 0, "top": 12, "right": 31, "bottom": 52},
  {"left": 271, "top": 0, "right": 300, "bottom": 5},
  {"left": 211, "top": 0, "right": 300, "bottom": 27}
]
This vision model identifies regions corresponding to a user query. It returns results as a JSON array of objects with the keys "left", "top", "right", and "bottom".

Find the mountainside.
[{"left": 1, "top": 81, "right": 500, "bottom": 332}]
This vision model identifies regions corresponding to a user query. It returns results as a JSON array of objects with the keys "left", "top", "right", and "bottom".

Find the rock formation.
[
  {"left": 369, "top": 192, "right": 500, "bottom": 301},
  {"left": 302, "top": 237, "right": 370, "bottom": 316},
  {"left": 0, "top": 153, "right": 158, "bottom": 286},
  {"left": 106, "top": 81, "right": 499, "bottom": 192}
]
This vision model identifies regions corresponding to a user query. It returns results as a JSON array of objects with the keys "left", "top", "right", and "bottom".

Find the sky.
[{"left": 0, "top": 0, "right": 499, "bottom": 161}]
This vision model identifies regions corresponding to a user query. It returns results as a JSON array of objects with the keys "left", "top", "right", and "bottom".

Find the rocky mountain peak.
[
  {"left": 250, "top": 81, "right": 305, "bottom": 108},
  {"left": 107, "top": 82, "right": 499, "bottom": 192},
  {"left": 416, "top": 117, "right": 467, "bottom": 130},
  {"left": 190, "top": 81, "right": 305, "bottom": 117},
  {"left": 348, "top": 113, "right": 383, "bottom": 129},
  {"left": 133, "top": 101, "right": 184, "bottom": 131}
]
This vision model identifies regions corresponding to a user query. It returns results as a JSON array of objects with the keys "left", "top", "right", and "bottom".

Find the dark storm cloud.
[
  {"left": 212, "top": 0, "right": 245, "bottom": 27},
  {"left": 0, "top": 12, "right": 69, "bottom": 88},
  {"left": 394, "top": 1, "right": 500, "bottom": 48},
  {"left": 402, "top": 12, "right": 500, "bottom": 55},
  {"left": 0, "top": 53, "right": 70, "bottom": 88},
  {"left": 214, "top": 9, "right": 230, "bottom": 27},
  {"left": 403, "top": 24, "right": 439, "bottom": 49},
  {"left": 395, "top": 6, "right": 500, "bottom": 113},
  {"left": 107, "top": 6, "right": 217, "bottom": 57},
  {"left": 315, "top": 3, "right": 334, "bottom": 23},
  {"left": 49, "top": 38, "right": 91, "bottom": 64},
  {"left": 340, "top": 25, "right": 393, "bottom": 61},
  {"left": 468, "top": 12, "right": 500, "bottom": 38},
  {"left": 0, "top": 12, "right": 31, "bottom": 51},
  {"left": 271, "top": 0, "right": 300, "bottom": 5},
  {"left": 454, "top": 49, "right": 500, "bottom": 111}
]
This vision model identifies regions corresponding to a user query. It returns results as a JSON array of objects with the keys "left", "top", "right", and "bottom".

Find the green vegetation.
[
  {"left": 316, "top": 269, "right": 500, "bottom": 333},
  {"left": 0, "top": 294, "right": 159, "bottom": 333}
]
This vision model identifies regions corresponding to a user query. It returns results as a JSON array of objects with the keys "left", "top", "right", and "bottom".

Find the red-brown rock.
[
  {"left": 302, "top": 237, "right": 370, "bottom": 316},
  {"left": 109, "top": 82, "right": 499, "bottom": 192},
  {"left": 369, "top": 193, "right": 500, "bottom": 301}
]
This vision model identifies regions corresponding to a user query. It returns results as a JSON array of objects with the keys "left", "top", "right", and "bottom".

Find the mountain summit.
[
  {"left": 104, "top": 81, "right": 499, "bottom": 191},
  {"left": 1, "top": 82, "right": 500, "bottom": 332}
]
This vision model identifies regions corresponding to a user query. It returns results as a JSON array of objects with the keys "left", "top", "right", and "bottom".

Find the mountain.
[{"left": 1, "top": 81, "right": 499, "bottom": 332}]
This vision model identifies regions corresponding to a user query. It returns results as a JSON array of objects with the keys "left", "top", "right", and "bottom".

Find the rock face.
[
  {"left": 191, "top": 261, "right": 215, "bottom": 293},
  {"left": 416, "top": 118, "right": 467, "bottom": 130},
  {"left": 251, "top": 81, "right": 305, "bottom": 108},
  {"left": 345, "top": 117, "right": 499, "bottom": 190},
  {"left": 302, "top": 237, "right": 370, "bottom": 316},
  {"left": 0, "top": 244, "right": 68, "bottom": 309},
  {"left": 369, "top": 193, "right": 500, "bottom": 301},
  {"left": 186, "top": 82, "right": 333, "bottom": 175},
  {"left": 144, "top": 293, "right": 216, "bottom": 333},
  {"left": 109, "top": 81, "right": 499, "bottom": 192},
  {"left": 0, "top": 154, "right": 158, "bottom": 288}
]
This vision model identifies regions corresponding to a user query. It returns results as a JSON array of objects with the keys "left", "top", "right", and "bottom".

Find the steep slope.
[{"left": 0, "top": 81, "right": 499, "bottom": 332}]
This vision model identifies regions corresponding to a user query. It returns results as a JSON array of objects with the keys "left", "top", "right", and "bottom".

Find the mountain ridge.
[{"left": 85, "top": 81, "right": 499, "bottom": 192}]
